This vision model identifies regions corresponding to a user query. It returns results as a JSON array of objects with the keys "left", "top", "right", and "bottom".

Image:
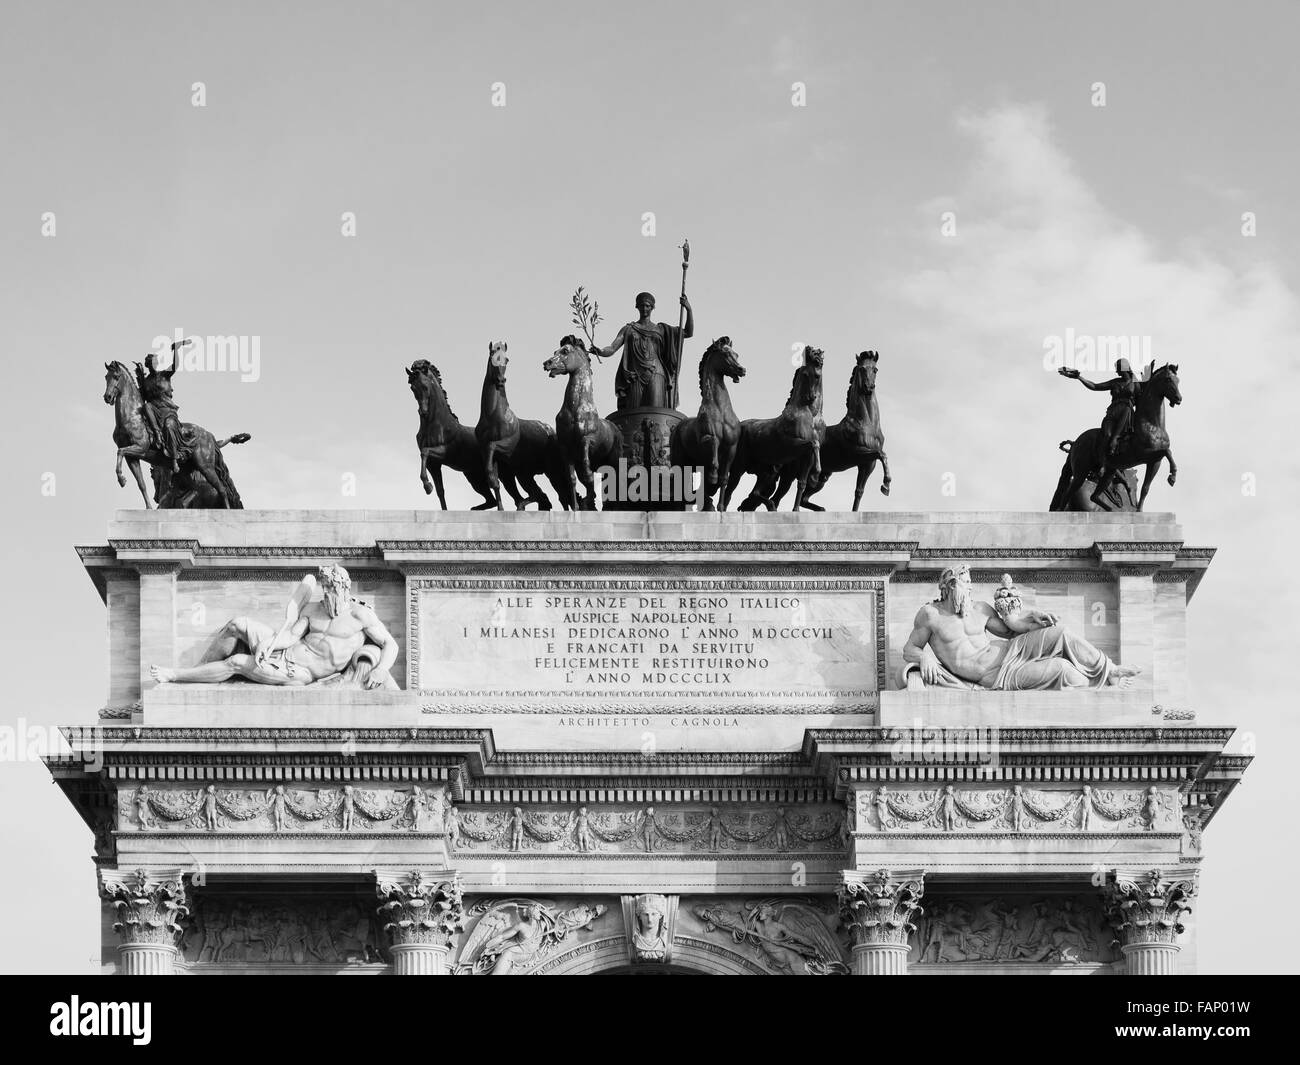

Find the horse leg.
[
  {"left": 722, "top": 460, "right": 744, "bottom": 510},
  {"left": 1050, "top": 461, "right": 1073, "bottom": 512},
  {"left": 122, "top": 456, "right": 154, "bottom": 508},
  {"left": 468, "top": 469, "right": 499, "bottom": 510},
  {"left": 878, "top": 451, "right": 892, "bottom": 496},
  {"left": 853, "top": 460, "right": 876, "bottom": 511},
  {"left": 565, "top": 461, "right": 582, "bottom": 513},
  {"left": 418, "top": 449, "right": 433, "bottom": 496},
  {"left": 796, "top": 467, "right": 828, "bottom": 512},
  {"left": 484, "top": 444, "right": 504, "bottom": 511},
  {"left": 793, "top": 443, "right": 819, "bottom": 511},
  {"left": 117, "top": 444, "right": 148, "bottom": 490},
  {"left": 497, "top": 468, "right": 526, "bottom": 511},
  {"left": 518, "top": 472, "right": 551, "bottom": 511},
  {"left": 1063, "top": 466, "right": 1090, "bottom": 509},
  {"left": 431, "top": 463, "right": 448, "bottom": 510},
  {"left": 1137, "top": 458, "right": 1162, "bottom": 512},
  {"left": 751, "top": 468, "right": 779, "bottom": 512},
  {"left": 770, "top": 468, "right": 794, "bottom": 510},
  {"left": 195, "top": 460, "right": 231, "bottom": 509},
  {"left": 579, "top": 440, "right": 596, "bottom": 510},
  {"left": 701, "top": 435, "right": 719, "bottom": 512},
  {"left": 1089, "top": 460, "right": 1121, "bottom": 509},
  {"left": 1164, "top": 448, "right": 1177, "bottom": 487},
  {"left": 715, "top": 451, "right": 735, "bottom": 513}
]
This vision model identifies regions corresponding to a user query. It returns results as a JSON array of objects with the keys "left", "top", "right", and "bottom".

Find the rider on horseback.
[
  {"left": 1057, "top": 358, "right": 1140, "bottom": 466},
  {"left": 135, "top": 339, "right": 192, "bottom": 472}
]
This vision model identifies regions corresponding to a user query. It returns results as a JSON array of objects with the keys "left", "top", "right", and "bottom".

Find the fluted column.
[
  {"left": 1101, "top": 868, "right": 1197, "bottom": 976},
  {"left": 838, "top": 868, "right": 925, "bottom": 975},
  {"left": 99, "top": 868, "right": 188, "bottom": 975},
  {"left": 375, "top": 870, "right": 464, "bottom": 975}
]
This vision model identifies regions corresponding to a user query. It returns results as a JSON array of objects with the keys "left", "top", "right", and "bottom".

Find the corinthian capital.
[
  {"left": 99, "top": 868, "right": 189, "bottom": 947},
  {"left": 375, "top": 869, "right": 465, "bottom": 948},
  {"left": 1102, "top": 868, "right": 1198, "bottom": 948},
  {"left": 838, "top": 868, "right": 926, "bottom": 948}
]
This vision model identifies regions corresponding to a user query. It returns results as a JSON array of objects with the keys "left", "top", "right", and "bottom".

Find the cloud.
[{"left": 877, "top": 102, "right": 1299, "bottom": 521}]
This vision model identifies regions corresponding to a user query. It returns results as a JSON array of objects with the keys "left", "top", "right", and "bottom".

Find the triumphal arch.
[{"left": 50, "top": 509, "right": 1245, "bottom": 975}]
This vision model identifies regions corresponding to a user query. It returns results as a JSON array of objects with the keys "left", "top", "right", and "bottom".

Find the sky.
[{"left": 2, "top": 0, "right": 1298, "bottom": 973}]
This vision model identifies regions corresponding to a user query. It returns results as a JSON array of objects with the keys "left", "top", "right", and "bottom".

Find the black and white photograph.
[{"left": 1, "top": 0, "right": 1292, "bottom": 1041}]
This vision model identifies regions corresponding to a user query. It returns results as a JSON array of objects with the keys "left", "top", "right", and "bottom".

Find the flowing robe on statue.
[
  {"left": 991, "top": 624, "right": 1112, "bottom": 690},
  {"left": 615, "top": 322, "right": 683, "bottom": 409},
  {"left": 917, "top": 624, "right": 1114, "bottom": 691}
]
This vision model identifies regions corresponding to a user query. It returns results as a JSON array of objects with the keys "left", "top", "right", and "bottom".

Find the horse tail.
[{"left": 213, "top": 448, "right": 244, "bottom": 509}]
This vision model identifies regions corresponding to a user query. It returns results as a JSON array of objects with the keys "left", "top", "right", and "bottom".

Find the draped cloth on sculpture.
[
  {"left": 992, "top": 624, "right": 1113, "bottom": 690},
  {"left": 912, "top": 624, "right": 1114, "bottom": 691},
  {"left": 616, "top": 322, "right": 683, "bottom": 409}
]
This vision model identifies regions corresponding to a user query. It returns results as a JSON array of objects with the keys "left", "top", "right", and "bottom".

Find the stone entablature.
[
  {"left": 51, "top": 510, "right": 1245, "bottom": 976},
  {"left": 82, "top": 511, "right": 1211, "bottom": 730}
]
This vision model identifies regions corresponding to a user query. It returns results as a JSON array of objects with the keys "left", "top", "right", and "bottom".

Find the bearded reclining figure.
[
  {"left": 150, "top": 564, "right": 399, "bottom": 690},
  {"left": 900, "top": 566, "right": 1140, "bottom": 691}
]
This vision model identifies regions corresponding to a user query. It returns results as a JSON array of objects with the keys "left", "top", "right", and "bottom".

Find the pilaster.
[
  {"left": 838, "top": 868, "right": 925, "bottom": 975},
  {"left": 1101, "top": 867, "right": 1197, "bottom": 976},
  {"left": 375, "top": 869, "right": 464, "bottom": 974},
  {"left": 99, "top": 868, "right": 188, "bottom": 975}
]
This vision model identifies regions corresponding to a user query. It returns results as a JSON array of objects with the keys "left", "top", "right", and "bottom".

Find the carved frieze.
[
  {"left": 184, "top": 895, "right": 384, "bottom": 965},
  {"left": 853, "top": 784, "right": 1182, "bottom": 833},
  {"left": 690, "top": 897, "right": 849, "bottom": 974},
  {"left": 119, "top": 783, "right": 446, "bottom": 833},
  {"left": 449, "top": 802, "right": 845, "bottom": 853},
  {"left": 913, "top": 895, "right": 1118, "bottom": 965},
  {"left": 454, "top": 897, "right": 609, "bottom": 974}
]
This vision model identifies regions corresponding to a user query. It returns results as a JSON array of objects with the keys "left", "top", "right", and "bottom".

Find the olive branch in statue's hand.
[{"left": 570, "top": 286, "right": 605, "bottom": 358}]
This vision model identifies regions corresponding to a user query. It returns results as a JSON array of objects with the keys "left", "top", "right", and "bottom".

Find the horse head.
[
  {"left": 797, "top": 345, "right": 824, "bottom": 405},
  {"left": 544, "top": 335, "right": 590, "bottom": 378},
  {"left": 487, "top": 340, "right": 509, "bottom": 389},
  {"left": 103, "top": 361, "right": 133, "bottom": 405},
  {"left": 408, "top": 359, "right": 456, "bottom": 423},
  {"left": 405, "top": 360, "right": 431, "bottom": 416},
  {"left": 1150, "top": 363, "right": 1181, "bottom": 407},
  {"left": 702, "top": 336, "right": 746, "bottom": 386},
  {"left": 856, "top": 349, "right": 880, "bottom": 389}
]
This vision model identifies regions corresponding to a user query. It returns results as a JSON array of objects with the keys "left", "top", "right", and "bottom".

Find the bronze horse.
[
  {"left": 543, "top": 336, "right": 623, "bottom": 510},
  {"left": 103, "top": 361, "right": 248, "bottom": 509},
  {"left": 770, "top": 350, "right": 890, "bottom": 511},
  {"left": 475, "top": 340, "right": 574, "bottom": 510},
  {"left": 406, "top": 359, "right": 499, "bottom": 510},
  {"left": 723, "top": 346, "right": 825, "bottom": 511},
  {"left": 1051, "top": 363, "right": 1181, "bottom": 512},
  {"left": 669, "top": 337, "right": 746, "bottom": 511},
  {"left": 151, "top": 435, "right": 251, "bottom": 508}
]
